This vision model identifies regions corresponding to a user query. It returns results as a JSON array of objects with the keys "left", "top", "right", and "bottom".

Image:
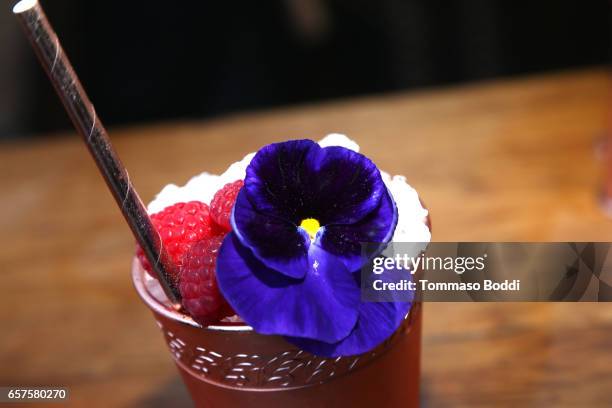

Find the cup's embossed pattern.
[{"left": 157, "top": 304, "right": 418, "bottom": 389}]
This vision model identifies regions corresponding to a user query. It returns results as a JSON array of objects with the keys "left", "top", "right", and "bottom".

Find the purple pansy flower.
[{"left": 216, "top": 139, "right": 408, "bottom": 356}]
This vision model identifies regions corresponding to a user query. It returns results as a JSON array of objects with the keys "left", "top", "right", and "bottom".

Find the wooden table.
[{"left": 1, "top": 68, "right": 611, "bottom": 407}]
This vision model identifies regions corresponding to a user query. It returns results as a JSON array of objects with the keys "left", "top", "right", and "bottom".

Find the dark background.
[{"left": 0, "top": 0, "right": 610, "bottom": 139}]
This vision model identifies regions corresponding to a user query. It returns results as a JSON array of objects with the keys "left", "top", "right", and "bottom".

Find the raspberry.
[
  {"left": 179, "top": 235, "right": 234, "bottom": 325},
  {"left": 210, "top": 180, "right": 244, "bottom": 232},
  {"left": 136, "top": 201, "right": 215, "bottom": 283}
]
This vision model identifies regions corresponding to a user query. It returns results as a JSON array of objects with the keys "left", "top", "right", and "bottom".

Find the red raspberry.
[
  {"left": 136, "top": 201, "right": 215, "bottom": 283},
  {"left": 179, "top": 235, "right": 235, "bottom": 325},
  {"left": 210, "top": 180, "right": 244, "bottom": 232}
]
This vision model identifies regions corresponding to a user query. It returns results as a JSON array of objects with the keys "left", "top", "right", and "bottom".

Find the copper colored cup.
[{"left": 132, "top": 259, "right": 422, "bottom": 408}]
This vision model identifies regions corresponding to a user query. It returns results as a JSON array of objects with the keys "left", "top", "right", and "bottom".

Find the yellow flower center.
[{"left": 300, "top": 218, "right": 321, "bottom": 240}]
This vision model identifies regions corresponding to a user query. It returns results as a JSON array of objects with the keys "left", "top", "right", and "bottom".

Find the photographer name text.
[{"left": 372, "top": 279, "right": 521, "bottom": 292}]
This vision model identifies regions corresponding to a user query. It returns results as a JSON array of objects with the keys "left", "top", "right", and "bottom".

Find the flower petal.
[
  {"left": 231, "top": 189, "right": 309, "bottom": 279},
  {"left": 217, "top": 233, "right": 360, "bottom": 343},
  {"left": 244, "top": 140, "right": 386, "bottom": 225},
  {"left": 308, "top": 145, "right": 386, "bottom": 225},
  {"left": 316, "top": 187, "right": 398, "bottom": 272},
  {"left": 287, "top": 299, "right": 412, "bottom": 357},
  {"left": 286, "top": 269, "right": 413, "bottom": 357},
  {"left": 244, "top": 139, "right": 320, "bottom": 222}
]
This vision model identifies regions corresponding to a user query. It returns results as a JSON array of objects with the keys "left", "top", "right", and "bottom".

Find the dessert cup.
[{"left": 132, "top": 259, "right": 422, "bottom": 407}]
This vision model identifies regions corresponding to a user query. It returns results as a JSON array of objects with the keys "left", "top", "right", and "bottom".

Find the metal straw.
[{"left": 13, "top": 0, "right": 180, "bottom": 303}]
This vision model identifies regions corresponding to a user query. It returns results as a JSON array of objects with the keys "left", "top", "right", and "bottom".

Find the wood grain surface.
[{"left": 1, "top": 68, "right": 611, "bottom": 407}]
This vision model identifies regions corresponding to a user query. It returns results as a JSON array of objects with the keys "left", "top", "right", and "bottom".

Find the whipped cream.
[{"left": 147, "top": 134, "right": 431, "bottom": 243}]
